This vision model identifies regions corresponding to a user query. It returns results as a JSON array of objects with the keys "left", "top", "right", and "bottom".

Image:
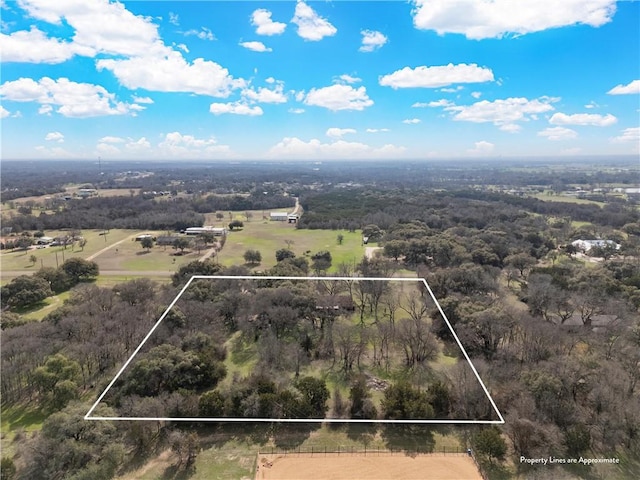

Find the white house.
[
  {"left": 571, "top": 239, "right": 621, "bottom": 253},
  {"left": 270, "top": 212, "right": 288, "bottom": 221},
  {"left": 184, "top": 226, "right": 226, "bottom": 236}
]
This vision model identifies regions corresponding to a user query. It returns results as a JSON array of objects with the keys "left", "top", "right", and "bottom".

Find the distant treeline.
[
  {"left": 4, "top": 193, "right": 294, "bottom": 231},
  {"left": 299, "top": 189, "right": 638, "bottom": 231}
]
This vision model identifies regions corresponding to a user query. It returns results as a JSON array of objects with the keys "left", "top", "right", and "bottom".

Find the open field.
[
  {"left": 218, "top": 219, "right": 365, "bottom": 271},
  {"left": 531, "top": 192, "right": 606, "bottom": 206},
  {"left": 256, "top": 452, "right": 482, "bottom": 480}
]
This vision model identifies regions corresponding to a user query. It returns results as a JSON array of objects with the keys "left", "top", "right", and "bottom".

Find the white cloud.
[
  {"left": 471, "top": 91, "right": 482, "bottom": 99},
  {"left": 132, "top": 95, "right": 153, "bottom": 104},
  {"left": 125, "top": 137, "right": 151, "bottom": 151},
  {"left": 549, "top": 112, "right": 617, "bottom": 126},
  {"left": 366, "top": 128, "right": 390, "bottom": 133},
  {"left": 96, "top": 142, "right": 121, "bottom": 155},
  {"left": 242, "top": 84, "right": 287, "bottom": 104},
  {"left": 412, "top": 0, "right": 616, "bottom": 39},
  {"left": 607, "top": 80, "right": 640, "bottom": 95},
  {"left": 17, "top": 0, "right": 162, "bottom": 57},
  {"left": 444, "top": 96, "right": 558, "bottom": 126},
  {"left": 288, "top": 108, "right": 305, "bottom": 114},
  {"left": 99, "top": 136, "right": 125, "bottom": 143},
  {"left": 440, "top": 86, "right": 464, "bottom": 93},
  {"left": 538, "top": 126, "right": 578, "bottom": 140},
  {"left": 303, "top": 84, "right": 373, "bottom": 111},
  {"left": 336, "top": 74, "right": 361, "bottom": 84},
  {"left": 359, "top": 30, "right": 387, "bottom": 52},
  {"left": 610, "top": 127, "right": 640, "bottom": 143},
  {"left": 291, "top": 1, "right": 337, "bottom": 41},
  {"left": 267, "top": 137, "right": 406, "bottom": 159},
  {"left": 326, "top": 127, "right": 356, "bottom": 139},
  {"left": 184, "top": 27, "right": 215, "bottom": 41},
  {"left": 265, "top": 77, "right": 276, "bottom": 84},
  {"left": 38, "top": 104, "right": 52, "bottom": 115},
  {"left": 379, "top": 63, "right": 494, "bottom": 89},
  {"left": 0, "top": 105, "right": 9, "bottom": 118},
  {"left": 209, "top": 102, "right": 263, "bottom": 116},
  {"left": 251, "top": 8, "right": 286, "bottom": 36},
  {"left": 34, "top": 145, "right": 76, "bottom": 158},
  {"left": 159, "top": 131, "right": 233, "bottom": 158},
  {"left": 402, "top": 118, "right": 421, "bottom": 124},
  {"left": 0, "top": 77, "right": 135, "bottom": 117},
  {"left": 499, "top": 123, "right": 522, "bottom": 133},
  {"left": 168, "top": 12, "right": 179, "bottom": 26},
  {"left": 239, "top": 41, "right": 272, "bottom": 53},
  {"left": 176, "top": 43, "right": 189, "bottom": 53},
  {"left": 413, "top": 99, "right": 453, "bottom": 108},
  {"left": 0, "top": 27, "right": 77, "bottom": 63},
  {"left": 584, "top": 101, "right": 598, "bottom": 109},
  {"left": 561, "top": 147, "right": 583, "bottom": 155},
  {"left": 45, "top": 131, "right": 64, "bottom": 142},
  {"left": 97, "top": 50, "right": 244, "bottom": 97},
  {"left": 468, "top": 140, "right": 494, "bottom": 155}
]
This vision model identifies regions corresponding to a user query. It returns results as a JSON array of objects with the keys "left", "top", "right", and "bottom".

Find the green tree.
[
  {"left": 228, "top": 219, "right": 244, "bottom": 230},
  {"left": 311, "top": 250, "right": 332, "bottom": 273},
  {"left": 337, "top": 233, "right": 344, "bottom": 245},
  {"left": 276, "top": 248, "right": 296, "bottom": 262},
  {"left": 171, "top": 260, "right": 222, "bottom": 287},
  {"left": 1, "top": 457, "right": 17, "bottom": 480},
  {"left": 36, "top": 267, "right": 74, "bottom": 293},
  {"left": 29, "top": 254, "right": 38, "bottom": 265},
  {"left": 473, "top": 427, "right": 507, "bottom": 464},
  {"left": 60, "top": 258, "right": 99, "bottom": 282},
  {"left": 243, "top": 249, "right": 262, "bottom": 264},
  {"left": 1, "top": 275, "right": 52, "bottom": 308},
  {"left": 295, "top": 376, "right": 330, "bottom": 418},
  {"left": 349, "top": 376, "right": 377, "bottom": 419},
  {"left": 140, "top": 236, "right": 153, "bottom": 251},
  {"left": 199, "top": 390, "right": 226, "bottom": 417},
  {"left": 173, "top": 237, "right": 190, "bottom": 253},
  {"left": 381, "top": 381, "right": 433, "bottom": 420},
  {"left": 505, "top": 253, "right": 537, "bottom": 277}
]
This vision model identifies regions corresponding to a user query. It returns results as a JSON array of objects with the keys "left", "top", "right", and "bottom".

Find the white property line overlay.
[{"left": 85, "top": 275, "right": 505, "bottom": 424}]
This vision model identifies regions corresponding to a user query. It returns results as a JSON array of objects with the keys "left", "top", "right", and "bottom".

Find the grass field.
[
  {"left": 218, "top": 219, "right": 365, "bottom": 271},
  {"left": 532, "top": 192, "right": 605, "bottom": 207},
  {"left": 0, "top": 405, "right": 48, "bottom": 458}
]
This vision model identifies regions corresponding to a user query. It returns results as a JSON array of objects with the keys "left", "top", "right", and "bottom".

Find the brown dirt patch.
[{"left": 255, "top": 453, "right": 482, "bottom": 480}]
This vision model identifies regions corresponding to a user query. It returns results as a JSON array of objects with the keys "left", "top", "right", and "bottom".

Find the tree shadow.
[{"left": 380, "top": 424, "right": 436, "bottom": 454}]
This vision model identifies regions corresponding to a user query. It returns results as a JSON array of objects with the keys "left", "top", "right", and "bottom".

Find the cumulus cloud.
[
  {"left": 499, "top": 123, "right": 522, "bottom": 133},
  {"left": 336, "top": 74, "right": 361, "bottom": 84},
  {"left": 467, "top": 140, "right": 494, "bottom": 155},
  {"left": 168, "top": 12, "right": 179, "bottom": 26},
  {"left": 413, "top": 99, "right": 453, "bottom": 108},
  {"left": 0, "top": 105, "right": 9, "bottom": 118},
  {"left": 326, "top": 127, "right": 356, "bottom": 139},
  {"left": 45, "top": 131, "right": 64, "bottom": 142},
  {"left": 288, "top": 108, "right": 305, "bottom": 114},
  {"left": 239, "top": 41, "right": 272, "bottom": 53},
  {"left": 291, "top": 1, "right": 337, "bottom": 41},
  {"left": 0, "top": 77, "right": 136, "bottom": 117},
  {"left": 610, "top": 127, "right": 640, "bottom": 143},
  {"left": 402, "top": 118, "right": 421, "bottom": 124},
  {"left": 209, "top": 102, "right": 263, "bottom": 116},
  {"left": 242, "top": 84, "right": 287, "bottom": 104},
  {"left": 412, "top": 0, "right": 616, "bottom": 39},
  {"left": 538, "top": 126, "right": 578, "bottom": 140},
  {"left": 440, "top": 86, "right": 464, "bottom": 93},
  {"left": 132, "top": 95, "right": 153, "bottom": 104},
  {"left": 267, "top": 137, "right": 406, "bottom": 159},
  {"left": 303, "top": 84, "right": 373, "bottom": 111},
  {"left": 97, "top": 50, "right": 244, "bottom": 97},
  {"left": 99, "top": 136, "right": 125, "bottom": 143},
  {"left": 251, "top": 8, "right": 286, "bottom": 35},
  {"left": 366, "top": 128, "right": 390, "bottom": 133},
  {"left": 379, "top": 63, "right": 494, "bottom": 89},
  {"left": 359, "top": 30, "right": 387, "bottom": 52},
  {"left": 607, "top": 80, "right": 640, "bottom": 95},
  {"left": 158, "top": 132, "right": 233, "bottom": 158},
  {"left": 184, "top": 27, "right": 215, "bottom": 41},
  {"left": 125, "top": 137, "right": 151, "bottom": 151},
  {"left": 442, "top": 96, "right": 559, "bottom": 126},
  {"left": 549, "top": 112, "right": 617, "bottom": 126},
  {"left": 16, "top": 0, "right": 162, "bottom": 58},
  {"left": 1, "top": 27, "right": 78, "bottom": 63},
  {"left": 471, "top": 91, "right": 482, "bottom": 99}
]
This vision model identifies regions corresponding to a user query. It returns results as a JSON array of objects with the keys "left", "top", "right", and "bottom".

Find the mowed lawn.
[{"left": 218, "top": 220, "right": 366, "bottom": 271}]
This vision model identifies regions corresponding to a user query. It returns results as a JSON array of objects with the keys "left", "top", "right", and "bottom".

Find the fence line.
[{"left": 257, "top": 446, "right": 467, "bottom": 457}]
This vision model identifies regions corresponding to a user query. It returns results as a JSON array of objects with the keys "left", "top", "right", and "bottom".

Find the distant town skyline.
[{"left": 1, "top": 0, "right": 638, "bottom": 160}]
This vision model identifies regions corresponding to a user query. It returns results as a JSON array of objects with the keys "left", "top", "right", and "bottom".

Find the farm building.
[
  {"left": 270, "top": 212, "right": 288, "bottom": 221},
  {"left": 135, "top": 234, "right": 154, "bottom": 241},
  {"left": 156, "top": 235, "right": 180, "bottom": 246},
  {"left": 571, "top": 239, "right": 621, "bottom": 252},
  {"left": 184, "top": 226, "right": 226, "bottom": 236},
  {"left": 287, "top": 214, "right": 299, "bottom": 223},
  {"left": 35, "top": 236, "right": 54, "bottom": 245}
]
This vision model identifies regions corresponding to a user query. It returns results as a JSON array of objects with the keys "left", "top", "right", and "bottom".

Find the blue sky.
[{"left": 1, "top": 0, "right": 638, "bottom": 160}]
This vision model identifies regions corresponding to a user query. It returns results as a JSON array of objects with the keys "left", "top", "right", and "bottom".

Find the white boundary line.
[{"left": 85, "top": 275, "right": 504, "bottom": 424}]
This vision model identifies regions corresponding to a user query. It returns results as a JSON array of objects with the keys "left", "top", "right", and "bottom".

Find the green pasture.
[
  {"left": 0, "top": 405, "right": 48, "bottom": 457},
  {"left": 218, "top": 220, "right": 365, "bottom": 271},
  {"left": 0, "top": 229, "right": 137, "bottom": 272},
  {"left": 531, "top": 192, "right": 605, "bottom": 207}
]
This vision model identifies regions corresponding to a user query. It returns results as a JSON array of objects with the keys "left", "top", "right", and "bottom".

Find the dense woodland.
[{"left": 1, "top": 159, "right": 639, "bottom": 479}]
